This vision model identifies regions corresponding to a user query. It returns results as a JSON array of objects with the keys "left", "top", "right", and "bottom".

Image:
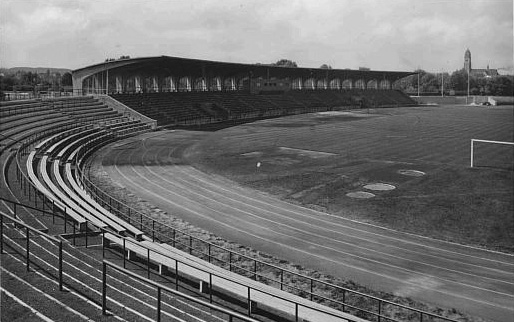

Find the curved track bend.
[{"left": 100, "top": 130, "right": 514, "bottom": 322}]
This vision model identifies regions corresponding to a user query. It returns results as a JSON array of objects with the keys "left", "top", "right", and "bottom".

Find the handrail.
[
  {"left": 102, "top": 259, "right": 261, "bottom": 322},
  {"left": 0, "top": 202, "right": 60, "bottom": 244},
  {"left": 101, "top": 231, "right": 357, "bottom": 322},
  {"left": 0, "top": 204, "right": 64, "bottom": 291}
]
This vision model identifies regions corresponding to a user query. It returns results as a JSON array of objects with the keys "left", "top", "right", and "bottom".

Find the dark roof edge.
[{"left": 73, "top": 55, "right": 414, "bottom": 76}]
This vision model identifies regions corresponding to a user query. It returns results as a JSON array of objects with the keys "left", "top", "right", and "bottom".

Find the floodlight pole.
[
  {"left": 441, "top": 71, "right": 444, "bottom": 97},
  {"left": 417, "top": 72, "right": 420, "bottom": 97},
  {"left": 467, "top": 69, "right": 470, "bottom": 104}
]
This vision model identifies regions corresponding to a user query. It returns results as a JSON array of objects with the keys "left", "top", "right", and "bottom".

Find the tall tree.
[
  {"left": 272, "top": 59, "right": 298, "bottom": 68},
  {"left": 61, "top": 72, "right": 72, "bottom": 86},
  {"left": 449, "top": 69, "right": 478, "bottom": 93}
]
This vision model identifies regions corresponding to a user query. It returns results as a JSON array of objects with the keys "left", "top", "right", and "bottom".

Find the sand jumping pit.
[
  {"left": 241, "top": 151, "right": 263, "bottom": 157},
  {"left": 346, "top": 191, "right": 375, "bottom": 199},
  {"left": 279, "top": 147, "right": 337, "bottom": 158},
  {"left": 316, "top": 111, "right": 374, "bottom": 117}
]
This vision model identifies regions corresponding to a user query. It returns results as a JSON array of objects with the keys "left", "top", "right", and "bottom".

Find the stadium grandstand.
[
  {"left": 3, "top": 56, "right": 474, "bottom": 322},
  {"left": 73, "top": 56, "right": 417, "bottom": 127}
]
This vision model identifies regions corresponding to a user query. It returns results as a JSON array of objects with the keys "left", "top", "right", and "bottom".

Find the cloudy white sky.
[{"left": 1, "top": 0, "right": 512, "bottom": 72}]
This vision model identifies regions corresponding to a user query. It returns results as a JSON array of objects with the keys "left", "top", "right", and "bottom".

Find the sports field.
[
  {"left": 186, "top": 105, "right": 514, "bottom": 250},
  {"left": 97, "top": 105, "right": 514, "bottom": 321}
]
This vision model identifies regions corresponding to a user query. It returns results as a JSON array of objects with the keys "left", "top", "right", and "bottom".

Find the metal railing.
[
  {"left": 1, "top": 90, "right": 85, "bottom": 102},
  {"left": 11, "top": 124, "right": 96, "bottom": 239},
  {"left": 101, "top": 233, "right": 354, "bottom": 322},
  {"left": 0, "top": 206, "right": 64, "bottom": 291},
  {"left": 103, "top": 259, "right": 260, "bottom": 322}
]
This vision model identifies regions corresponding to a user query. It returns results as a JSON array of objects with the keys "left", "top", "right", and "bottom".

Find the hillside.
[{"left": 0, "top": 67, "right": 71, "bottom": 75}]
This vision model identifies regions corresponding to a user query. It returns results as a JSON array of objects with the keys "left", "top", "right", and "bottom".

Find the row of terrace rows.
[
  {"left": 1, "top": 97, "right": 238, "bottom": 322},
  {"left": 111, "top": 90, "right": 416, "bottom": 126},
  {"left": 1, "top": 98, "right": 366, "bottom": 322}
]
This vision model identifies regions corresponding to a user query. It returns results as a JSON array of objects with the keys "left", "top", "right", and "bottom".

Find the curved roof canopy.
[{"left": 73, "top": 55, "right": 415, "bottom": 85}]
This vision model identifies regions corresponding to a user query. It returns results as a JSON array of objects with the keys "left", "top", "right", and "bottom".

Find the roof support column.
[
  {"left": 115, "top": 76, "right": 122, "bottom": 93},
  {"left": 216, "top": 77, "right": 221, "bottom": 91},
  {"left": 93, "top": 74, "right": 98, "bottom": 94},
  {"left": 169, "top": 76, "right": 176, "bottom": 92},
  {"left": 135, "top": 76, "right": 141, "bottom": 93},
  {"left": 152, "top": 76, "right": 159, "bottom": 92}
]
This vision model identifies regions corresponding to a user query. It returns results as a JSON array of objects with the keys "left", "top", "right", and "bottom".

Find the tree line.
[
  {"left": 396, "top": 69, "right": 513, "bottom": 96},
  {"left": 267, "top": 60, "right": 513, "bottom": 96},
  {"left": 0, "top": 69, "right": 73, "bottom": 92},
  {"left": 2, "top": 60, "right": 512, "bottom": 97}
]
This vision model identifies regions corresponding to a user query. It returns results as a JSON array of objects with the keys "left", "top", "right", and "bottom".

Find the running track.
[{"left": 101, "top": 112, "right": 514, "bottom": 322}]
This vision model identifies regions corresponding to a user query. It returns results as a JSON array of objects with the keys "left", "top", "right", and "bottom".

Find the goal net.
[{"left": 470, "top": 139, "right": 514, "bottom": 170}]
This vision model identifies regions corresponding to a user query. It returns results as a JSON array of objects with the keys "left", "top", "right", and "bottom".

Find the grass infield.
[{"left": 185, "top": 105, "right": 514, "bottom": 253}]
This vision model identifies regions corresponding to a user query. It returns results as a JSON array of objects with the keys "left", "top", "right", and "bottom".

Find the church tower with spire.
[
  {"left": 464, "top": 49, "right": 472, "bottom": 73},
  {"left": 462, "top": 48, "right": 498, "bottom": 77}
]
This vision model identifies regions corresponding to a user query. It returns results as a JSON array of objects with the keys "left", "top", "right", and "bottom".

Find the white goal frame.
[{"left": 470, "top": 139, "right": 514, "bottom": 167}]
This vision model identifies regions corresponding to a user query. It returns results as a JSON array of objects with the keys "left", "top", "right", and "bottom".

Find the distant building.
[{"left": 464, "top": 49, "right": 499, "bottom": 77}]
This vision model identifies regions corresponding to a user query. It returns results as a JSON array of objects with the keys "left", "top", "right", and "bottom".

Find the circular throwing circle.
[
  {"left": 398, "top": 169, "right": 426, "bottom": 177},
  {"left": 364, "top": 183, "right": 396, "bottom": 191},
  {"left": 346, "top": 191, "right": 375, "bottom": 199}
]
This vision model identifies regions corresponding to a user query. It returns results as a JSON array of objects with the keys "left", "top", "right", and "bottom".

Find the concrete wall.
[
  {"left": 411, "top": 96, "right": 489, "bottom": 105},
  {"left": 97, "top": 95, "right": 157, "bottom": 130},
  {"left": 489, "top": 96, "right": 514, "bottom": 105}
]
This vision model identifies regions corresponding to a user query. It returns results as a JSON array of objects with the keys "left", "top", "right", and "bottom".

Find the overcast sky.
[{"left": 1, "top": 0, "right": 512, "bottom": 72}]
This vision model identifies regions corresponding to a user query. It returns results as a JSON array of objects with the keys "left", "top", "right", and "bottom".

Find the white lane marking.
[
  {"left": 143, "top": 161, "right": 514, "bottom": 285},
  {"left": 110, "top": 162, "right": 514, "bottom": 307},
  {"left": 127, "top": 164, "right": 514, "bottom": 297},
  {"left": 139, "top": 144, "right": 514, "bottom": 286},
  {"left": 158, "top": 163, "right": 514, "bottom": 275},
  {"left": 184, "top": 165, "right": 514, "bottom": 264}
]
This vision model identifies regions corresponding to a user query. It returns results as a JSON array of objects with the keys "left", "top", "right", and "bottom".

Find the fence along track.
[
  {"left": 79, "top": 131, "right": 462, "bottom": 322},
  {"left": 1, "top": 206, "right": 250, "bottom": 322}
]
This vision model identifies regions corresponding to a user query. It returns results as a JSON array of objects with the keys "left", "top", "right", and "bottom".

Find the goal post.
[{"left": 470, "top": 139, "right": 514, "bottom": 168}]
